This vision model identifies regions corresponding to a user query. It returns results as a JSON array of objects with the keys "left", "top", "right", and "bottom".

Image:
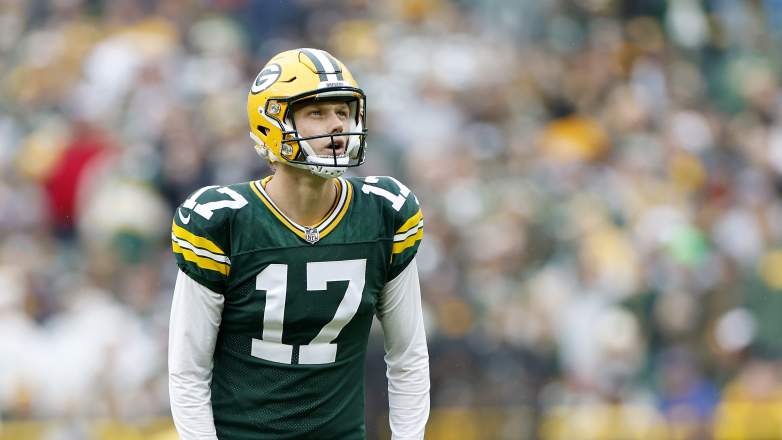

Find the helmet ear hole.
[{"left": 257, "top": 125, "right": 270, "bottom": 135}]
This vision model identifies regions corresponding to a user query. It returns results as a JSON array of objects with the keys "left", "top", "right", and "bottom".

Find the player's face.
[{"left": 292, "top": 101, "right": 351, "bottom": 157}]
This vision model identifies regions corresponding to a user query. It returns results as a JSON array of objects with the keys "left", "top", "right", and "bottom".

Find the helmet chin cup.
[
  {"left": 285, "top": 160, "right": 346, "bottom": 178},
  {"left": 309, "top": 165, "right": 346, "bottom": 178}
]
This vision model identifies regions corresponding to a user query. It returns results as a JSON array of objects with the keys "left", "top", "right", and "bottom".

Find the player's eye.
[
  {"left": 336, "top": 110, "right": 349, "bottom": 119},
  {"left": 309, "top": 110, "right": 322, "bottom": 117}
]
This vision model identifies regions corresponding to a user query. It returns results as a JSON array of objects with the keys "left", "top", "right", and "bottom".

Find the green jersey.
[{"left": 171, "top": 175, "right": 423, "bottom": 439}]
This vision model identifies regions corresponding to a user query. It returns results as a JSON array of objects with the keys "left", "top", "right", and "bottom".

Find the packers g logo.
[{"left": 251, "top": 64, "right": 281, "bottom": 94}]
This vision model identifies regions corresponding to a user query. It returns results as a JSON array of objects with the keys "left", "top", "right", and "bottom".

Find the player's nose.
[{"left": 327, "top": 111, "right": 344, "bottom": 134}]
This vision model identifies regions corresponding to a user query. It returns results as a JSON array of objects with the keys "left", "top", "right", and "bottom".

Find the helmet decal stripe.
[
  {"left": 300, "top": 49, "right": 329, "bottom": 81},
  {"left": 301, "top": 49, "right": 339, "bottom": 82},
  {"left": 324, "top": 53, "right": 345, "bottom": 81}
]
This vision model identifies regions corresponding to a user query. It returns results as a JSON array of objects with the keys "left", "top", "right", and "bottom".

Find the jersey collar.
[{"left": 249, "top": 176, "right": 353, "bottom": 243}]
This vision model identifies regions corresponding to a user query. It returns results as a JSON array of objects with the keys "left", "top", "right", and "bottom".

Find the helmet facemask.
[{"left": 273, "top": 88, "right": 366, "bottom": 178}]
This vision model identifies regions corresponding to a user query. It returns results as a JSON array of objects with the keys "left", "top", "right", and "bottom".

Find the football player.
[{"left": 168, "top": 48, "right": 430, "bottom": 439}]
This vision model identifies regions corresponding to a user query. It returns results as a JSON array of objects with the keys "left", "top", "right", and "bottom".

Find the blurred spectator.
[{"left": 655, "top": 347, "right": 720, "bottom": 439}]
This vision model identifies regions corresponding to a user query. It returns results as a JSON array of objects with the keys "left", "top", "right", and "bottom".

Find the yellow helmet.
[{"left": 247, "top": 48, "right": 367, "bottom": 178}]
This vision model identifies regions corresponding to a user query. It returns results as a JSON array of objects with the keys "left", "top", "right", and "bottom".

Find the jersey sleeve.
[
  {"left": 380, "top": 177, "right": 423, "bottom": 281},
  {"left": 171, "top": 186, "right": 235, "bottom": 293}
]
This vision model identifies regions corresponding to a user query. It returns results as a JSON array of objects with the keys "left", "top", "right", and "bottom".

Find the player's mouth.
[{"left": 325, "top": 139, "right": 346, "bottom": 156}]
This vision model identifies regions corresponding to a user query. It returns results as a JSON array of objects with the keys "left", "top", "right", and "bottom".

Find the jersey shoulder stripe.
[
  {"left": 172, "top": 221, "right": 226, "bottom": 255},
  {"left": 171, "top": 232, "right": 230, "bottom": 264},
  {"left": 392, "top": 228, "right": 423, "bottom": 254},
  {"left": 392, "top": 208, "right": 423, "bottom": 254},
  {"left": 171, "top": 221, "right": 231, "bottom": 275},
  {"left": 172, "top": 241, "right": 230, "bottom": 275},
  {"left": 396, "top": 208, "right": 422, "bottom": 234}
]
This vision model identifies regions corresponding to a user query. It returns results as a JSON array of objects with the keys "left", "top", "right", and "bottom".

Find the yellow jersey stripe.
[
  {"left": 172, "top": 242, "right": 230, "bottom": 275},
  {"left": 396, "top": 208, "right": 423, "bottom": 234},
  {"left": 394, "top": 221, "right": 423, "bottom": 241},
  {"left": 392, "top": 228, "right": 423, "bottom": 254},
  {"left": 171, "top": 233, "right": 230, "bottom": 263},
  {"left": 320, "top": 179, "right": 352, "bottom": 236},
  {"left": 171, "top": 221, "right": 225, "bottom": 255},
  {"left": 249, "top": 180, "right": 307, "bottom": 240}
]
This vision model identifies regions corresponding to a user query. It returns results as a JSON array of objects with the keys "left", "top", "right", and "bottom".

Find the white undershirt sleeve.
[
  {"left": 377, "top": 258, "right": 431, "bottom": 439},
  {"left": 169, "top": 269, "right": 224, "bottom": 440}
]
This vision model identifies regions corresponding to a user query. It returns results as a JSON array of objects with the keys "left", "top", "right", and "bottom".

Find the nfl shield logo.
[{"left": 304, "top": 227, "right": 320, "bottom": 244}]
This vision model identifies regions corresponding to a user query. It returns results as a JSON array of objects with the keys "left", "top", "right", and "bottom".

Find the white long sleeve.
[
  {"left": 377, "top": 258, "right": 430, "bottom": 440},
  {"left": 168, "top": 270, "right": 224, "bottom": 440}
]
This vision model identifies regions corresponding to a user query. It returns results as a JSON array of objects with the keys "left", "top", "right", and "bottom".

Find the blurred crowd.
[{"left": 3, "top": 0, "right": 782, "bottom": 438}]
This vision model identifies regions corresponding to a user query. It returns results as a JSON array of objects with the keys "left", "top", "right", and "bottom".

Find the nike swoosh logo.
[{"left": 178, "top": 208, "right": 191, "bottom": 224}]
